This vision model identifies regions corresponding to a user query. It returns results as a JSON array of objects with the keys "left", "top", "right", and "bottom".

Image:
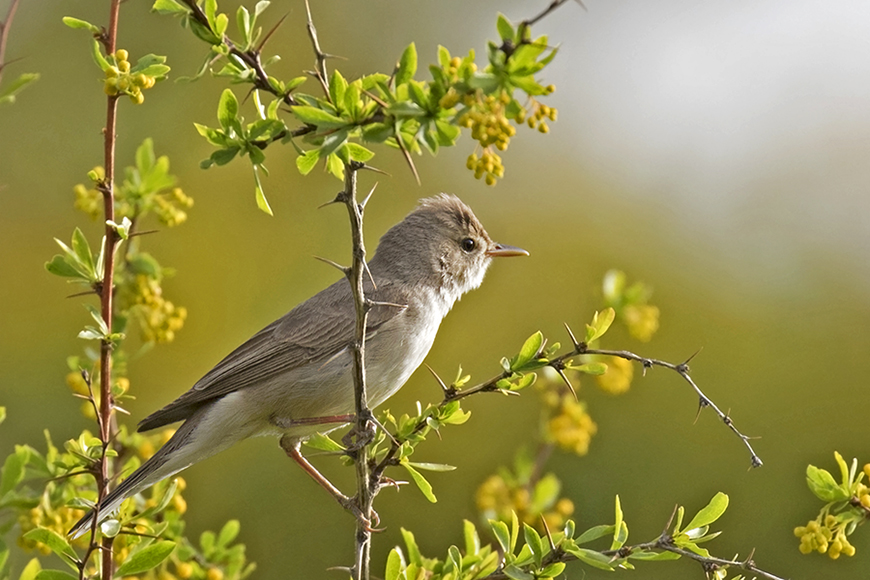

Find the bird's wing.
[{"left": 137, "top": 278, "right": 408, "bottom": 432}]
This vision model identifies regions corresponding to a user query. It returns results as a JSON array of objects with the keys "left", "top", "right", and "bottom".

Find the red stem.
[{"left": 97, "top": 1, "right": 122, "bottom": 577}]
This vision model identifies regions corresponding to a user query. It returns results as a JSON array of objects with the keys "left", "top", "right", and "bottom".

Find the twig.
[{"left": 0, "top": 0, "right": 20, "bottom": 87}]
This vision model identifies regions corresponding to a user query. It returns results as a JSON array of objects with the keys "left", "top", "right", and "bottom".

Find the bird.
[{"left": 69, "top": 193, "right": 527, "bottom": 537}]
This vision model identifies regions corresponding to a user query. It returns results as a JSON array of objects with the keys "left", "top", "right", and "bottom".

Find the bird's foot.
[{"left": 338, "top": 495, "right": 383, "bottom": 532}]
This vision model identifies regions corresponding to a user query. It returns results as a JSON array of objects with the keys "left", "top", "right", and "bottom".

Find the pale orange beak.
[{"left": 486, "top": 243, "right": 529, "bottom": 257}]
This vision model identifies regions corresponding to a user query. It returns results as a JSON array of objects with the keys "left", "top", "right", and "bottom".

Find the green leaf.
[
  {"left": 18, "top": 559, "right": 41, "bottom": 580},
  {"left": 0, "top": 406, "right": 5, "bottom": 425},
  {"left": 562, "top": 546, "right": 614, "bottom": 571},
  {"left": 217, "top": 520, "right": 240, "bottom": 547},
  {"left": 62, "top": 16, "right": 99, "bottom": 31},
  {"left": 574, "top": 524, "right": 613, "bottom": 545},
  {"left": 539, "top": 562, "right": 566, "bottom": 578},
  {"left": 463, "top": 520, "right": 480, "bottom": 556},
  {"left": 22, "top": 528, "right": 77, "bottom": 562},
  {"left": 304, "top": 432, "right": 344, "bottom": 452},
  {"left": 44, "top": 255, "right": 83, "bottom": 278},
  {"left": 806, "top": 465, "right": 848, "bottom": 502},
  {"left": 295, "top": 149, "right": 320, "bottom": 175},
  {"left": 217, "top": 89, "right": 240, "bottom": 133},
  {"left": 511, "top": 331, "right": 543, "bottom": 371},
  {"left": 71, "top": 228, "right": 94, "bottom": 275},
  {"left": 115, "top": 541, "right": 175, "bottom": 577},
  {"left": 402, "top": 461, "right": 436, "bottom": 502},
  {"left": 291, "top": 106, "right": 347, "bottom": 129},
  {"left": 345, "top": 142, "right": 375, "bottom": 162},
  {"left": 490, "top": 520, "right": 511, "bottom": 553},
  {"left": 1, "top": 446, "right": 29, "bottom": 497},
  {"left": 400, "top": 528, "right": 422, "bottom": 565},
  {"left": 502, "top": 565, "right": 533, "bottom": 580},
  {"left": 586, "top": 308, "right": 615, "bottom": 343},
  {"left": 406, "top": 462, "right": 455, "bottom": 472},
  {"left": 329, "top": 70, "right": 347, "bottom": 110},
  {"left": 384, "top": 548, "right": 402, "bottom": 580},
  {"left": 214, "top": 12, "right": 229, "bottom": 36},
  {"left": 395, "top": 43, "right": 417, "bottom": 86},
  {"left": 90, "top": 39, "right": 111, "bottom": 72},
  {"left": 628, "top": 550, "right": 681, "bottom": 561},
  {"left": 152, "top": 0, "right": 190, "bottom": 15},
  {"left": 252, "top": 166, "right": 273, "bottom": 216},
  {"left": 522, "top": 524, "right": 543, "bottom": 568},
  {"left": 683, "top": 492, "right": 728, "bottom": 532},
  {"left": 496, "top": 14, "right": 514, "bottom": 42},
  {"left": 611, "top": 495, "right": 625, "bottom": 550},
  {"left": 35, "top": 571, "right": 77, "bottom": 580},
  {"left": 0, "top": 72, "right": 39, "bottom": 104},
  {"left": 566, "top": 362, "right": 607, "bottom": 376}
]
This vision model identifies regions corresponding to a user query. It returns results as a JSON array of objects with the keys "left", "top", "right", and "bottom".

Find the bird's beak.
[{"left": 486, "top": 243, "right": 529, "bottom": 258}]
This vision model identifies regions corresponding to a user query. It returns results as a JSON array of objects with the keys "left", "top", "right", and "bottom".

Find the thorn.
[
  {"left": 369, "top": 414, "right": 399, "bottom": 447},
  {"left": 360, "top": 182, "right": 378, "bottom": 210},
  {"left": 363, "top": 260, "right": 377, "bottom": 290},
  {"left": 317, "top": 196, "right": 342, "bottom": 209},
  {"left": 360, "top": 88, "right": 389, "bottom": 108},
  {"left": 563, "top": 322, "right": 580, "bottom": 349},
  {"left": 663, "top": 504, "right": 679, "bottom": 535},
  {"left": 425, "top": 364, "right": 450, "bottom": 394},
  {"left": 682, "top": 347, "right": 703, "bottom": 367},
  {"left": 359, "top": 164, "right": 391, "bottom": 177},
  {"left": 553, "top": 365, "right": 577, "bottom": 400},
  {"left": 313, "top": 255, "right": 350, "bottom": 275},
  {"left": 256, "top": 11, "right": 289, "bottom": 52},
  {"left": 395, "top": 135, "right": 421, "bottom": 185},
  {"left": 368, "top": 300, "right": 408, "bottom": 311},
  {"left": 540, "top": 514, "right": 556, "bottom": 552}
]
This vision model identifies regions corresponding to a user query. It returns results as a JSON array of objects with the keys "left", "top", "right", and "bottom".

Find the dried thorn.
[
  {"left": 500, "top": 389, "right": 521, "bottom": 397},
  {"left": 313, "top": 255, "right": 350, "bottom": 275},
  {"left": 379, "top": 477, "right": 408, "bottom": 492},
  {"left": 563, "top": 322, "right": 580, "bottom": 349},
  {"left": 693, "top": 401, "right": 704, "bottom": 425},
  {"left": 682, "top": 347, "right": 703, "bottom": 367},
  {"left": 321, "top": 52, "right": 348, "bottom": 62},
  {"left": 369, "top": 414, "right": 399, "bottom": 447},
  {"left": 553, "top": 365, "right": 577, "bottom": 400},
  {"left": 663, "top": 504, "right": 679, "bottom": 536},
  {"left": 574, "top": 0, "right": 588, "bottom": 11},
  {"left": 326, "top": 566, "right": 354, "bottom": 575},
  {"left": 363, "top": 260, "right": 377, "bottom": 290},
  {"left": 256, "top": 11, "right": 289, "bottom": 52},
  {"left": 540, "top": 514, "right": 557, "bottom": 552},
  {"left": 368, "top": 300, "right": 408, "bottom": 311},
  {"left": 113, "top": 405, "right": 130, "bottom": 416},
  {"left": 71, "top": 393, "right": 90, "bottom": 400},
  {"left": 425, "top": 364, "right": 450, "bottom": 394},
  {"left": 395, "top": 135, "right": 420, "bottom": 185},
  {"left": 360, "top": 182, "right": 378, "bottom": 210},
  {"left": 360, "top": 88, "right": 389, "bottom": 108},
  {"left": 359, "top": 164, "right": 391, "bottom": 177}
]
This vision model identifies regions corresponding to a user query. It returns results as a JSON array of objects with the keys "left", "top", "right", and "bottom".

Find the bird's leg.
[
  {"left": 270, "top": 413, "right": 355, "bottom": 429},
  {"left": 279, "top": 435, "right": 380, "bottom": 531}
]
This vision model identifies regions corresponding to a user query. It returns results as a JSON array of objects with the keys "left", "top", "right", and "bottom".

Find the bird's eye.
[{"left": 461, "top": 237, "right": 476, "bottom": 252}]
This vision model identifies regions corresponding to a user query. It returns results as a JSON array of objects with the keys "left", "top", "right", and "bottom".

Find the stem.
[
  {"left": 0, "top": 0, "right": 20, "bottom": 87},
  {"left": 94, "top": 1, "right": 122, "bottom": 577},
  {"left": 338, "top": 162, "right": 374, "bottom": 580}
]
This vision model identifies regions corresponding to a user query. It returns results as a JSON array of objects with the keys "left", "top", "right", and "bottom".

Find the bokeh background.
[{"left": 3, "top": 0, "right": 870, "bottom": 578}]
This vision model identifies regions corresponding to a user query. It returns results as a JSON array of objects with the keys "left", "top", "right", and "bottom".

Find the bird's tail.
[{"left": 69, "top": 415, "right": 206, "bottom": 539}]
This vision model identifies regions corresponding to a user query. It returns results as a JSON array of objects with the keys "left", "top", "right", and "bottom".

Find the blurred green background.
[{"left": 2, "top": 0, "right": 870, "bottom": 578}]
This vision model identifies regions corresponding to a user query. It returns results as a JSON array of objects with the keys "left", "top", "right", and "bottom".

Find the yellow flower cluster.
[
  {"left": 458, "top": 91, "right": 517, "bottom": 150},
  {"left": 623, "top": 304, "right": 660, "bottom": 343},
  {"left": 466, "top": 149, "right": 504, "bottom": 185},
  {"left": 104, "top": 49, "right": 155, "bottom": 104},
  {"left": 475, "top": 474, "right": 574, "bottom": 532},
  {"left": 17, "top": 503, "right": 86, "bottom": 552},
  {"left": 153, "top": 188, "right": 194, "bottom": 227},
  {"left": 520, "top": 96, "right": 557, "bottom": 133},
  {"left": 74, "top": 182, "right": 103, "bottom": 220},
  {"left": 129, "top": 274, "right": 187, "bottom": 343},
  {"left": 794, "top": 517, "right": 856, "bottom": 558},
  {"left": 543, "top": 394, "right": 598, "bottom": 456},
  {"left": 595, "top": 356, "right": 634, "bottom": 395}
]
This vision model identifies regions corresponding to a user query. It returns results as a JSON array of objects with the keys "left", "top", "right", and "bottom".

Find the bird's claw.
[{"left": 338, "top": 495, "right": 383, "bottom": 532}]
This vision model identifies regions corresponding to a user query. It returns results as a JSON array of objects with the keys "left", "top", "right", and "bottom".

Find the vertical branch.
[
  {"left": 0, "top": 0, "right": 21, "bottom": 87},
  {"left": 94, "top": 1, "right": 122, "bottom": 578},
  {"left": 339, "top": 161, "right": 374, "bottom": 580}
]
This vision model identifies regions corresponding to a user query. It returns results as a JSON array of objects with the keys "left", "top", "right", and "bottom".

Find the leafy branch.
[{"left": 0, "top": 0, "right": 39, "bottom": 105}]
